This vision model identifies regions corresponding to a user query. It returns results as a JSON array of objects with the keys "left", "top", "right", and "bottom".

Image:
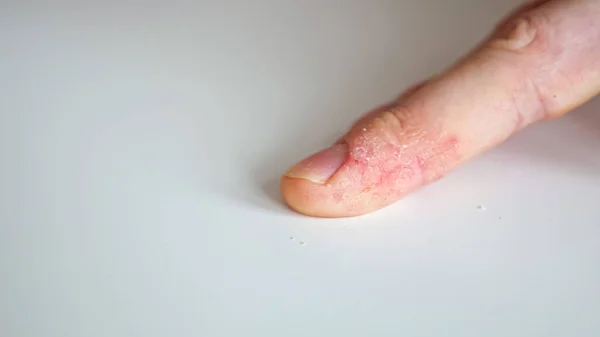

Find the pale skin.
[{"left": 280, "top": 0, "right": 600, "bottom": 218}]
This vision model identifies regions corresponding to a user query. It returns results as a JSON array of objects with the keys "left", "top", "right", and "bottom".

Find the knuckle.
[
  {"left": 490, "top": 11, "right": 551, "bottom": 54},
  {"left": 373, "top": 107, "right": 412, "bottom": 145},
  {"left": 348, "top": 106, "right": 415, "bottom": 161}
]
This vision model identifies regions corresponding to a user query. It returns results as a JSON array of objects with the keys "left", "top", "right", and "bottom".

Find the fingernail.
[{"left": 285, "top": 143, "right": 349, "bottom": 184}]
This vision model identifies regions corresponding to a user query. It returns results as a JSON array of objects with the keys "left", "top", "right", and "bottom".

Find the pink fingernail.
[{"left": 284, "top": 143, "right": 349, "bottom": 184}]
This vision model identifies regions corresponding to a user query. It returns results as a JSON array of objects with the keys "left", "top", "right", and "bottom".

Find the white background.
[{"left": 1, "top": 1, "right": 599, "bottom": 336}]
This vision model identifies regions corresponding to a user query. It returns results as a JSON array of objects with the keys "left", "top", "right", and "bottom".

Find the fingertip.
[{"left": 280, "top": 175, "right": 347, "bottom": 218}]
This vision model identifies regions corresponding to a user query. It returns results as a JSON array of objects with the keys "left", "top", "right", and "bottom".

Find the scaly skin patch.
[{"left": 283, "top": 100, "right": 463, "bottom": 217}]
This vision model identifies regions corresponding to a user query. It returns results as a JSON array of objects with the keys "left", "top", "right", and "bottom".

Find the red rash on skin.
[{"left": 325, "top": 131, "right": 462, "bottom": 212}]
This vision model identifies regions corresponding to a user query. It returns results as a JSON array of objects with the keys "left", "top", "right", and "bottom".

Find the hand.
[{"left": 280, "top": 0, "right": 600, "bottom": 218}]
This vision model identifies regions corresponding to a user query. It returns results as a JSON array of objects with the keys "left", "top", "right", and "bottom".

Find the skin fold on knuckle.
[
  {"left": 489, "top": 9, "right": 551, "bottom": 54},
  {"left": 482, "top": 10, "right": 556, "bottom": 125},
  {"left": 488, "top": 0, "right": 600, "bottom": 120}
]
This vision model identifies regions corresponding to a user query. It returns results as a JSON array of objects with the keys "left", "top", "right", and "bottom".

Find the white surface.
[{"left": 1, "top": 1, "right": 599, "bottom": 336}]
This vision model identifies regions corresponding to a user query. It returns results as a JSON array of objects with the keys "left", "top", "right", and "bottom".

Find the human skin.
[{"left": 280, "top": 0, "right": 600, "bottom": 218}]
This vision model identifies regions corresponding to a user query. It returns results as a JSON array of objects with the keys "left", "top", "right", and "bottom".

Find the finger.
[{"left": 281, "top": 0, "right": 600, "bottom": 218}]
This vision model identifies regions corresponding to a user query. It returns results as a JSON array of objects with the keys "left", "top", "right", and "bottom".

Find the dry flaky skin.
[{"left": 281, "top": 0, "right": 600, "bottom": 218}]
